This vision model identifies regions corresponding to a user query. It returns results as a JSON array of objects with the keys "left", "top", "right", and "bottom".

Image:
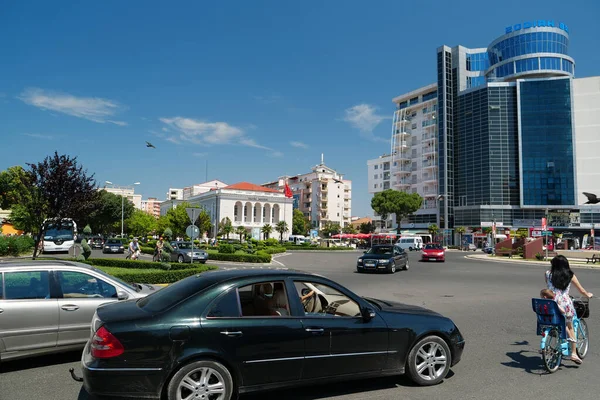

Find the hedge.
[
  {"left": 284, "top": 245, "right": 355, "bottom": 251},
  {"left": 84, "top": 258, "right": 215, "bottom": 271},
  {"left": 259, "top": 246, "right": 287, "bottom": 254},
  {"left": 207, "top": 252, "right": 271, "bottom": 263},
  {"left": 96, "top": 265, "right": 216, "bottom": 284},
  {"left": 0, "top": 235, "right": 35, "bottom": 256}
]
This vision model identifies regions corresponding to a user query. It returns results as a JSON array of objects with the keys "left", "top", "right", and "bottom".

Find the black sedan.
[
  {"left": 90, "top": 237, "right": 104, "bottom": 250},
  {"left": 357, "top": 244, "right": 409, "bottom": 273},
  {"left": 80, "top": 269, "right": 464, "bottom": 399},
  {"left": 102, "top": 238, "right": 125, "bottom": 254}
]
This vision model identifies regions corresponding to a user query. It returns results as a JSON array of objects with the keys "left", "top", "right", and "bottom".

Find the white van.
[
  {"left": 396, "top": 236, "right": 423, "bottom": 251},
  {"left": 288, "top": 235, "right": 310, "bottom": 245}
]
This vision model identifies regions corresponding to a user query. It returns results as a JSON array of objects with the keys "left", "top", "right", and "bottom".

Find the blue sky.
[{"left": 1, "top": 0, "right": 599, "bottom": 216}]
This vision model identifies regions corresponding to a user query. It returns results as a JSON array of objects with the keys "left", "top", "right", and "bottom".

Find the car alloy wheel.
[
  {"left": 168, "top": 360, "right": 233, "bottom": 400},
  {"left": 178, "top": 255, "right": 184, "bottom": 263},
  {"left": 390, "top": 263, "right": 396, "bottom": 274},
  {"left": 404, "top": 261, "right": 410, "bottom": 270},
  {"left": 407, "top": 335, "right": 451, "bottom": 386}
]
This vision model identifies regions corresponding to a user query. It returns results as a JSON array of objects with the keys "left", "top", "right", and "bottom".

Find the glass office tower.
[{"left": 437, "top": 21, "right": 576, "bottom": 234}]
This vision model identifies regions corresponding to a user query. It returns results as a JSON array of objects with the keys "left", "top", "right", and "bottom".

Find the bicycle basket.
[
  {"left": 573, "top": 297, "right": 590, "bottom": 319},
  {"left": 532, "top": 298, "right": 566, "bottom": 338}
]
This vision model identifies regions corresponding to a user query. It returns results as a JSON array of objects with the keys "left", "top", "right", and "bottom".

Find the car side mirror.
[
  {"left": 117, "top": 291, "right": 129, "bottom": 301},
  {"left": 361, "top": 307, "right": 376, "bottom": 322},
  {"left": 363, "top": 251, "right": 367, "bottom": 254}
]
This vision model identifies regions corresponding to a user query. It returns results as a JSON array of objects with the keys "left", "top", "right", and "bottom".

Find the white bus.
[{"left": 42, "top": 218, "right": 78, "bottom": 253}]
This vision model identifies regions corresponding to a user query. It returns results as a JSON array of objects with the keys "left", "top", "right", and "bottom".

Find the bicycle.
[
  {"left": 126, "top": 249, "right": 140, "bottom": 260},
  {"left": 532, "top": 296, "right": 590, "bottom": 373},
  {"left": 153, "top": 248, "right": 163, "bottom": 262}
]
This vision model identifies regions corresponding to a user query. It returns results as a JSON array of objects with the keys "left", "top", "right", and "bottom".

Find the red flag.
[{"left": 284, "top": 183, "right": 293, "bottom": 198}]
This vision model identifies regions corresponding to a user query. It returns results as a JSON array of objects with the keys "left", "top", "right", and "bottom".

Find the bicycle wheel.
[
  {"left": 543, "top": 328, "right": 562, "bottom": 373},
  {"left": 577, "top": 319, "right": 589, "bottom": 359}
]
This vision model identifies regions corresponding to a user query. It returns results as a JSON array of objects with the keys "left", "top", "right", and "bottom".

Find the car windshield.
[
  {"left": 367, "top": 246, "right": 393, "bottom": 255},
  {"left": 424, "top": 244, "right": 442, "bottom": 250},
  {"left": 106, "top": 239, "right": 121, "bottom": 244},
  {"left": 176, "top": 242, "right": 192, "bottom": 249},
  {"left": 91, "top": 267, "right": 138, "bottom": 292}
]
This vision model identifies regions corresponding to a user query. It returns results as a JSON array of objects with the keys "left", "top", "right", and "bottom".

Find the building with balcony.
[
  {"left": 262, "top": 155, "right": 352, "bottom": 230},
  {"left": 166, "top": 188, "right": 184, "bottom": 201},
  {"left": 100, "top": 185, "right": 142, "bottom": 210},
  {"left": 141, "top": 197, "right": 162, "bottom": 218}
]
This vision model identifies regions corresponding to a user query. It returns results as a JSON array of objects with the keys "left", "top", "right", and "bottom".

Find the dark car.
[
  {"left": 80, "top": 269, "right": 464, "bottom": 399},
  {"left": 357, "top": 244, "right": 409, "bottom": 273},
  {"left": 102, "top": 239, "right": 125, "bottom": 254},
  {"left": 170, "top": 241, "right": 208, "bottom": 263},
  {"left": 90, "top": 237, "right": 104, "bottom": 250}
]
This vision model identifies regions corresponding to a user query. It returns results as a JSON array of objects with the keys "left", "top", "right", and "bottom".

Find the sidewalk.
[{"left": 464, "top": 252, "right": 600, "bottom": 269}]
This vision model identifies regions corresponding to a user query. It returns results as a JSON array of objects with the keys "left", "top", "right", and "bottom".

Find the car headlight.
[
  {"left": 357, "top": 259, "right": 363, "bottom": 264},
  {"left": 379, "top": 259, "right": 390, "bottom": 264},
  {"left": 186, "top": 252, "right": 192, "bottom": 256},
  {"left": 104, "top": 246, "right": 109, "bottom": 249}
]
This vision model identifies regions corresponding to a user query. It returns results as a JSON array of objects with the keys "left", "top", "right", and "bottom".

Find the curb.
[{"left": 464, "top": 254, "right": 600, "bottom": 269}]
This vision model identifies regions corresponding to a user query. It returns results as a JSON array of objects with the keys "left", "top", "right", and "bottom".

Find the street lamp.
[
  {"left": 436, "top": 194, "right": 444, "bottom": 246},
  {"left": 105, "top": 181, "right": 140, "bottom": 237}
]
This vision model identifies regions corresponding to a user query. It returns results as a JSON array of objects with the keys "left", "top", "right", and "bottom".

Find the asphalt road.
[{"left": 2, "top": 250, "right": 600, "bottom": 400}]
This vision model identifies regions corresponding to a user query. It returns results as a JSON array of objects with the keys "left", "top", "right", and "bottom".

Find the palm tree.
[
  {"left": 235, "top": 226, "right": 247, "bottom": 243},
  {"left": 221, "top": 218, "right": 233, "bottom": 239},
  {"left": 455, "top": 226, "right": 466, "bottom": 250},
  {"left": 261, "top": 224, "right": 273, "bottom": 240},
  {"left": 428, "top": 223, "right": 439, "bottom": 243},
  {"left": 275, "top": 221, "right": 289, "bottom": 242}
]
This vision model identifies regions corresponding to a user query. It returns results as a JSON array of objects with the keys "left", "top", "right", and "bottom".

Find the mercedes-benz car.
[
  {"left": 357, "top": 244, "right": 409, "bottom": 273},
  {"left": 80, "top": 269, "right": 464, "bottom": 399}
]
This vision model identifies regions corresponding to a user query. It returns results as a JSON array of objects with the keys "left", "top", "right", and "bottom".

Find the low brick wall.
[
  {"left": 524, "top": 238, "right": 543, "bottom": 260},
  {"left": 556, "top": 250, "right": 599, "bottom": 261}
]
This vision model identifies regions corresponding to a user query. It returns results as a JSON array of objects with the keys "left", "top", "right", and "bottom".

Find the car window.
[
  {"left": 368, "top": 246, "right": 393, "bottom": 255},
  {"left": 137, "top": 274, "right": 216, "bottom": 313},
  {"left": 58, "top": 271, "right": 117, "bottom": 298},
  {"left": 295, "top": 281, "right": 360, "bottom": 318},
  {"left": 4, "top": 271, "right": 50, "bottom": 300},
  {"left": 207, "top": 289, "right": 241, "bottom": 318},
  {"left": 0, "top": 273, "right": 3, "bottom": 299},
  {"left": 106, "top": 239, "right": 121, "bottom": 244},
  {"left": 177, "top": 243, "right": 192, "bottom": 249},
  {"left": 238, "top": 281, "right": 290, "bottom": 317}
]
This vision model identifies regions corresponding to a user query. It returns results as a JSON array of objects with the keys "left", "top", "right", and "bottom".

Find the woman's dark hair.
[{"left": 550, "top": 255, "right": 574, "bottom": 291}]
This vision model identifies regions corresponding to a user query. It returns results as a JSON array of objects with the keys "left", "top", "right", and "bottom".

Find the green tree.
[
  {"left": 456, "top": 226, "right": 466, "bottom": 249},
  {"left": 163, "top": 227, "right": 173, "bottom": 240},
  {"left": 164, "top": 202, "right": 211, "bottom": 239},
  {"left": 261, "top": 224, "right": 273, "bottom": 240},
  {"left": 126, "top": 209, "right": 157, "bottom": 238},
  {"left": 220, "top": 217, "right": 234, "bottom": 239},
  {"left": 235, "top": 226, "right": 247, "bottom": 242},
  {"left": 371, "top": 189, "right": 423, "bottom": 234},
  {"left": 428, "top": 223, "right": 440, "bottom": 242},
  {"left": 292, "top": 209, "right": 307, "bottom": 235},
  {"left": 87, "top": 190, "right": 135, "bottom": 235},
  {"left": 319, "top": 221, "right": 341, "bottom": 238},
  {"left": 83, "top": 224, "right": 92, "bottom": 238},
  {"left": 0, "top": 166, "right": 31, "bottom": 210},
  {"left": 275, "top": 221, "right": 289, "bottom": 242},
  {"left": 359, "top": 222, "right": 375, "bottom": 234},
  {"left": 342, "top": 224, "right": 358, "bottom": 234},
  {"left": 156, "top": 215, "right": 170, "bottom": 236}
]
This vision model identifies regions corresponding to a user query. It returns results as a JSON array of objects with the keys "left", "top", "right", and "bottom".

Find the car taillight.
[{"left": 91, "top": 326, "right": 124, "bottom": 359}]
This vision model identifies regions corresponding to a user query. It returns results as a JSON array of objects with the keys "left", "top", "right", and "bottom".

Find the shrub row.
[
  {"left": 208, "top": 252, "right": 271, "bottom": 263},
  {"left": 96, "top": 265, "right": 216, "bottom": 284},
  {"left": 85, "top": 258, "right": 214, "bottom": 271},
  {"left": 259, "top": 246, "right": 287, "bottom": 254},
  {"left": 0, "top": 235, "right": 35, "bottom": 256}
]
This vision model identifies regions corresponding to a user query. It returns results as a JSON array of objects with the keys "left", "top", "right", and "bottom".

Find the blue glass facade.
[
  {"left": 466, "top": 52, "right": 490, "bottom": 71},
  {"left": 488, "top": 31, "right": 569, "bottom": 64},
  {"left": 519, "top": 78, "right": 575, "bottom": 206}
]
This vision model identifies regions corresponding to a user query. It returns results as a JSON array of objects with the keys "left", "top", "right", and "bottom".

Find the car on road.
[
  {"left": 483, "top": 246, "right": 495, "bottom": 254},
  {"left": 356, "top": 244, "right": 409, "bottom": 273},
  {"left": 421, "top": 243, "right": 446, "bottom": 262},
  {"left": 80, "top": 268, "right": 465, "bottom": 399},
  {"left": 170, "top": 241, "right": 209, "bottom": 263},
  {"left": 0, "top": 260, "right": 158, "bottom": 362},
  {"left": 102, "top": 238, "right": 125, "bottom": 254},
  {"left": 90, "top": 237, "right": 104, "bottom": 250}
]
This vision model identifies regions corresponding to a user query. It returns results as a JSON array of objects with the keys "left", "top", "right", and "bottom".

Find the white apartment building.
[
  {"left": 182, "top": 180, "right": 228, "bottom": 199},
  {"left": 262, "top": 155, "right": 352, "bottom": 230},
  {"left": 185, "top": 182, "right": 293, "bottom": 240},
  {"left": 101, "top": 185, "right": 143, "bottom": 210},
  {"left": 166, "top": 188, "right": 184, "bottom": 201},
  {"left": 367, "top": 83, "right": 439, "bottom": 232}
]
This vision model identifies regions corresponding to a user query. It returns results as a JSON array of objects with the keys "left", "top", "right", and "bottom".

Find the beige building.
[
  {"left": 263, "top": 155, "right": 352, "bottom": 229},
  {"left": 100, "top": 185, "right": 142, "bottom": 210},
  {"left": 141, "top": 197, "right": 161, "bottom": 218}
]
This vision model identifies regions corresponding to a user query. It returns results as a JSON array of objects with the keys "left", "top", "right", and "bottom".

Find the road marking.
[{"left": 271, "top": 253, "right": 288, "bottom": 267}]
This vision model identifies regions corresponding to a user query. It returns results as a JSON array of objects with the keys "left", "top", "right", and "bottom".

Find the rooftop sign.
[{"left": 505, "top": 20, "right": 568, "bottom": 34}]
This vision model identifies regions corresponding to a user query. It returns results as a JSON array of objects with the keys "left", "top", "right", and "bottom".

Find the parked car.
[
  {"left": 102, "top": 238, "right": 125, "bottom": 254},
  {"left": 396, "top": 236, "right": 424, "bottom": 251},
  {"left": 466, "top": 243, "right": 477, "bottom": 251},
  {"left": 483, "top": 246, "right": 495, "bottom": 254},
  {"left": 90, "top": 237, "right": 104, "bottom": 250},
  {"left": 357, "top": 244, "right": 409, "bottom": 273},
  {"left": 80, "top": 269, "right": 465, "bottom": 399},
  {"left": 421, "top": 243, "right": 446, "bottom": 262},
  {"left": 0, "top": 260, "right": 159, "bottom": 362},
  {"left": 170, "top": 241, "right": 208, "bottom": 263}
]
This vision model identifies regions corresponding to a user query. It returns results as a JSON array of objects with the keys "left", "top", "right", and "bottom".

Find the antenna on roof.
[{"left": 321, "top": 153, "right": 324, "bottom": 165}]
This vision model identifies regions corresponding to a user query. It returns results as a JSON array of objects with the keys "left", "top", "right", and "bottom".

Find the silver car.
[
  {"left": 0, "top": 260, "right": 157, "bottom": 361},
  {"left": 170, "top": 241, "right": 208, "bottom": 263}
]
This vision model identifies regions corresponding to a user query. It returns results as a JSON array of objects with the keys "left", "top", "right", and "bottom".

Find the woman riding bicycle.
[
  {"left": 154, "top": 236, "right": 164, "bottom": 261},
  {"left": 545, "top": 255, "right": 593, "bottom": 364}
]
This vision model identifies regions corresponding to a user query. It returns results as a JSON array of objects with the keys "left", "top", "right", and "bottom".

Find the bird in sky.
[
  {"left": 146, "top": 141, "right": 156, "bottom": 149},
  {"left": 583, "top": 192, "right": 599, "bottom": 204}
]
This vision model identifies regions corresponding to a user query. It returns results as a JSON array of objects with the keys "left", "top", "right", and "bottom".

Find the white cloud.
[
  {"left": 166, "top": 136, "right": 181, "bottom": 144},
  {"left": 290, "top": 141, "right": 308, "bottom": 149},
  {"left": 270, "top": 151, "right": 284, "bottom": 158},
  {"left": 22, "top": 133, "right": 54, "bottom": 140},
  {"left": 343, "top": 103, "right": 390, "bottom": 143},
  {"left": 160, "top": 116, "right": 273, "bottom": 151},
  {"left": 18, "top": 87, "right": 127, "bottom": 125}
]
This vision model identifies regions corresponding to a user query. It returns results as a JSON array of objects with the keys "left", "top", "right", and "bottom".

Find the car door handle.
[
  {"left": 220, "top": 331, "right": 243, "bottom": 337},
  {"left": 0, "top": 308, "right": 3, "bottom": 314},
  {"left": 305, "top": 328, "right": 324, "bottom": 334},
  {"left": 61, "top": 305, "right": 80, "bottom": 311}
]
